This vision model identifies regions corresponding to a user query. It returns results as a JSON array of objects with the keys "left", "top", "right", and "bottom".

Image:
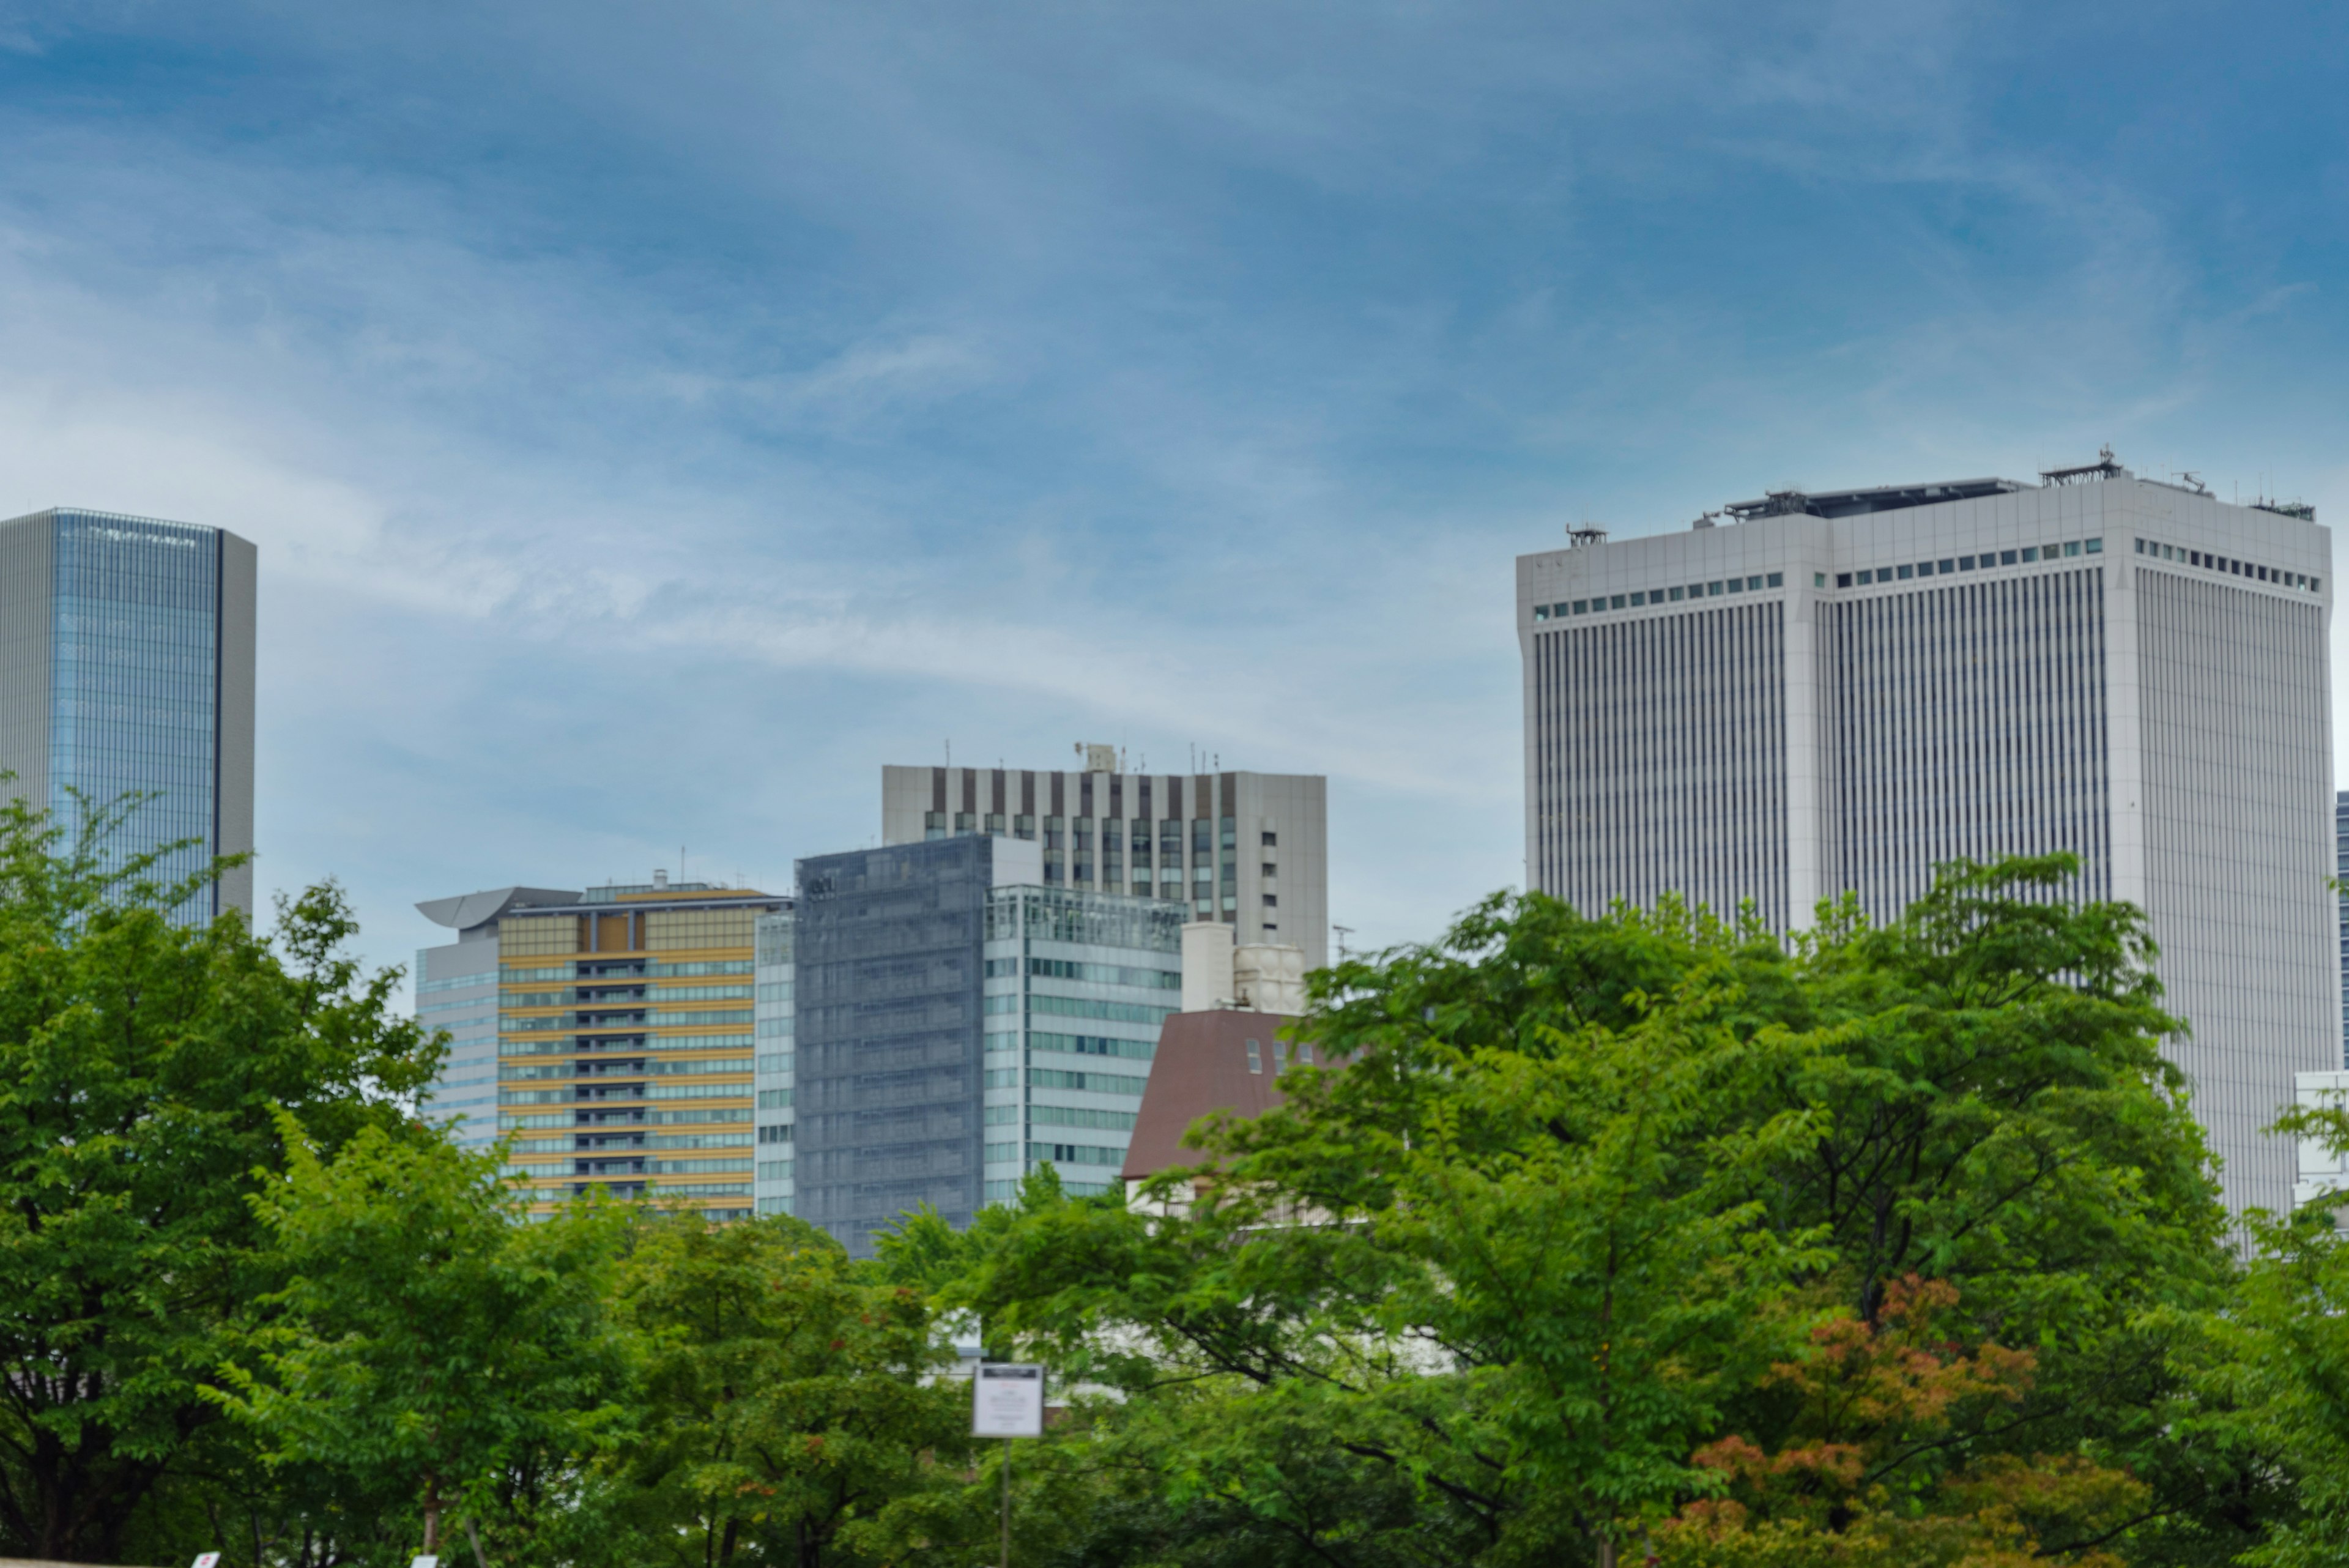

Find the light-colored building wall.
[
  {"left": 981, "top": 884, "right": 1186, "bottom": 1203},
  {"left": 1520, "top": 467, "right": 2334, "bottom": 1220},
  {"left": 754, "top": 910, "right": 796, "bottom": 1216},
  {"left": 881, "top": 763, "right": 1329, "bottom": 968}
]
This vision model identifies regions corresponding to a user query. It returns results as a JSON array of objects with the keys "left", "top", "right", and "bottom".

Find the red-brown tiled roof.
[{"left": 1123, "top": 1009, "right": 1307, "bottom": 1181}]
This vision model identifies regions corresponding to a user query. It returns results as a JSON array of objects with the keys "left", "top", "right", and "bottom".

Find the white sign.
[
  {"left": 193, "top": 1556, "right": 221, "bottom": 1568},
  {"left": 971, "top": 1362, "right": 1045, "bottom": 1437},
  {"left": 410, "top": 1558, "right": 440, "bottom": 1568}
]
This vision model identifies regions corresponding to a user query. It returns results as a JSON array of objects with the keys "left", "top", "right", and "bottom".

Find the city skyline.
[{"left": 4, "top": 6, "right": 2348, "bottom": 992}]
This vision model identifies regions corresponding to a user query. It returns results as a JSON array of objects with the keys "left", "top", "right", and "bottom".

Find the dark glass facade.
[{"left": 793, "top": 838, "right": 992, "bottom": 1256}]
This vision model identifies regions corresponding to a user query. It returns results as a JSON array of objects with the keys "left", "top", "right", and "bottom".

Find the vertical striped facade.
[
  {"left": 1529, "top": 601, "right": 1789, "bottom": 927},
  {"left": 1822, "top": 568, "right": 2112, "bottom": 918},
  {"left": 1518, "top": 470, "right": 2335, "bottom": 1219}
]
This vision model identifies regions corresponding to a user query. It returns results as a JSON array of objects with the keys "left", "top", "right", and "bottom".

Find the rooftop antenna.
[{"left": 1333, "top": 924, "right": 1355, "bottom": 961}]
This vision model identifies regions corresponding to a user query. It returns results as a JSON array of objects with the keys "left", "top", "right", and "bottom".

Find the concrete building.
[
  {"left": 0, "top": 507, "right": 256, "bottom": 920},
  {"left": 793, "top": 835, "right": 1185, "bottom": 1255},
  {"left": 880, "top": 753, "right": 1329, "bottom": 967},
  {"left": 415, "top": 886, "right": 579, "bottom": 1150},
  {"left": 1518, "top": 454, "right": 2334, "bottom": 1219},
  {"left": 486, "top": 877, "right": 785, "bottom": 1221}
]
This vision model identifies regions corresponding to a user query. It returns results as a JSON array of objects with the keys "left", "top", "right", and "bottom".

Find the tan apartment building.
[{"left": 483, "top": 877, "right": 787, "bottom": 1219}]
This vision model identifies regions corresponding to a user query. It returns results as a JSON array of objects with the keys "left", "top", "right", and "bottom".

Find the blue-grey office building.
[
  {"left": 793, "top": 834, "right": 1184, "bottom": 1255},
  {"left": 0, "top": 507, "right": 257, "bottom": 920}
]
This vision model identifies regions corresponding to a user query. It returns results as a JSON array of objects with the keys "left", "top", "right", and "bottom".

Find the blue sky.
[{"left": 0, "top": 0, "right": 2343, "bottom": 981}]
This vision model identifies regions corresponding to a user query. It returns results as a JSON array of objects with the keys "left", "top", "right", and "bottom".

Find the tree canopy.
[{"left": 0, "top": 798, "right": 2335, "bottom": 1568}]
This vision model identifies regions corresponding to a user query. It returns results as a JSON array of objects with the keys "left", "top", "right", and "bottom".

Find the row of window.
[
  {"left": 982, "top": 957, "right": 1184, "bottom": 988},
  {"left": 523, "top": 1156, "right": 757, "bottom": 1178},
  {"left": 507, "top": 1131, "right": 752, "bottom": 1154},
  {"left": 502, "top": 960, "right": 754, "bottom": 985},
  {"left": 1023, "top": 1031, "right": 1156, "bottom": 1060},
  {"left": 1244, "top": 1038, "right": 1315, "bottom": 1073},
  {"left": 982, "top": 1176, "right": 1111, "bottom": 1201},
  {"left": 499, "top": 983, "right": 755, "bottom": 1009},
  {"left": 987, "top": 1067, "right": 1151, "bottom": 1095},
  {"left": 502, "top": 1085, "right": 755, "bottom": 1109},
  {"left": 499, "top": 1107, "right": 752, "bottom": 1131},
  {"left": 1535, "top": 540, "right": 2127, "bottom": 624},
  {"left": 497, "top": 1033, "right": 757, "bottom": 1056},
  {"left": 931, "top": 814, "right": 1271, "bottom": 849},
  {"left": 1535, "top": 573, "right": 1785, "bottom": 620},
  {"left": 2134, "top": 536, "right": 2320, "bottom": 591},
  {"left": 1834, "top": 539, "right": 2103, "bottom": 588},
  {"left": 1023, "top": 994, "right": 1182, "bottom": 1025},
  {"left": 500, "top": 1055, "right": 754, "bottom": 1080},
  {"left": 501, "top": 1008, "right": 755, "bottom": 1031}
]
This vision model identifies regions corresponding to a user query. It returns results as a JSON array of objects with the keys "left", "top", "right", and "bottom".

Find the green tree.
[
  {"left": 949, "top": 858, "right": 2241, "bottom": 1567},
  {"left": 215, "top": 1118, "right": 633, "bottom": 1564},
  {"left": 608, "top": 1212, "right": 974, "bottom": 1568},
  {"left": 0, "top": 790, "right": 437, "bottom": 1561},
  {"left": 2164, "top": 1098, "right": 2349, "bottom": 1568}
]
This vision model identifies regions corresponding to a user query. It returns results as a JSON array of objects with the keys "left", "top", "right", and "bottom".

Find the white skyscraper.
[{"left": 1518, "top": 454, "right": 2334, "bottom": 1218}]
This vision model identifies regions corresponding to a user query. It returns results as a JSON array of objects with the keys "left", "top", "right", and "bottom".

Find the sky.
[{"left": 0, "top": 0, "right": 2345, "bottom": 986}]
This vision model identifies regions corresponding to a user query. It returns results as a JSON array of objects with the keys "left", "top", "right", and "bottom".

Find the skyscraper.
[
  {"left": 1518, "top": 456, "right": 2334, "bottom": 1217},
  {"left": 793, "top": 835, "right": 1184, "bottom": 1255},
  {"left": 881, "top": 756, "right": 1329, "bottom": 966},
  {"left": 0, "top": 507, "right": 256, "bottom": 919}
]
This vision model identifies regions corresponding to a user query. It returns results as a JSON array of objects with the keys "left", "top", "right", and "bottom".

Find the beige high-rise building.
[{"left": 881, "top": 756, "right": 1329, "bottom": 968}]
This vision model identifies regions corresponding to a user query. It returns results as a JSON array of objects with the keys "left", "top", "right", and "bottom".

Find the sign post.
[{"left": 973, "top": 1363, "right": 1044, "bottom": 1568}]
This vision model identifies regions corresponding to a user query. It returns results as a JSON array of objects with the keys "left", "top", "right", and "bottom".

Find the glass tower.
[
  {"left": 793, "top": 836, "right": 1184, "bottom": 1256},
  {"left": 0, "top": 507, "right": 256, "bottom": 920}
]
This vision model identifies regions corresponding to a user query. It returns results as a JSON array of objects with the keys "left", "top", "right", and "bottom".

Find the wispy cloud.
[{"left": 0, "top": 0, "right": 2342, "bottom": 978}]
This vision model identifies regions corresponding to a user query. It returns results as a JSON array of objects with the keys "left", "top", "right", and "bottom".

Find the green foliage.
[
  {"left": 947, "top": 859, "right": 2243, "bottom": 1567},
  {"left": 0, "top": 790, "right": 437, "bottom": 1561},
  {"left": 607, "top": 1211, "right": 975, "bottom": 1568},
  {"left": 0, "top": 795, "right": 2310, "bottom": 1568},
  {"left": 2163, "top": 1099, "right": 2349, "bottom": 1568},
  {"left": 215, "top": 1118, "right": 633, "bottom": 1563}
]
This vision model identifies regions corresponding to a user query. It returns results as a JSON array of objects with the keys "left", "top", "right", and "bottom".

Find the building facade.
[
  {"left": 490, "top": 879, "right": 784, "bottom": 1221},
  {"left": 793, "top": 835, "right": 1184, "bottom": 1255},
  {"left": 880, "top": 759, "right": 1329, "bottom": 967},
  {"left": 2337, "top": 790, "right": 2348, "bottom": 1069},
  {"left": 754, "top": 909, "right": 796, "bottom": 1216},
  {"left": 0, "top": 507, "right": 256, "bottom": 920},
  {"left": 1518, "top": 459, "right": 2335, "bottom": 1219},
  {"left": 414, "top": 886, "right": 580, "bottom": 1150}
]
